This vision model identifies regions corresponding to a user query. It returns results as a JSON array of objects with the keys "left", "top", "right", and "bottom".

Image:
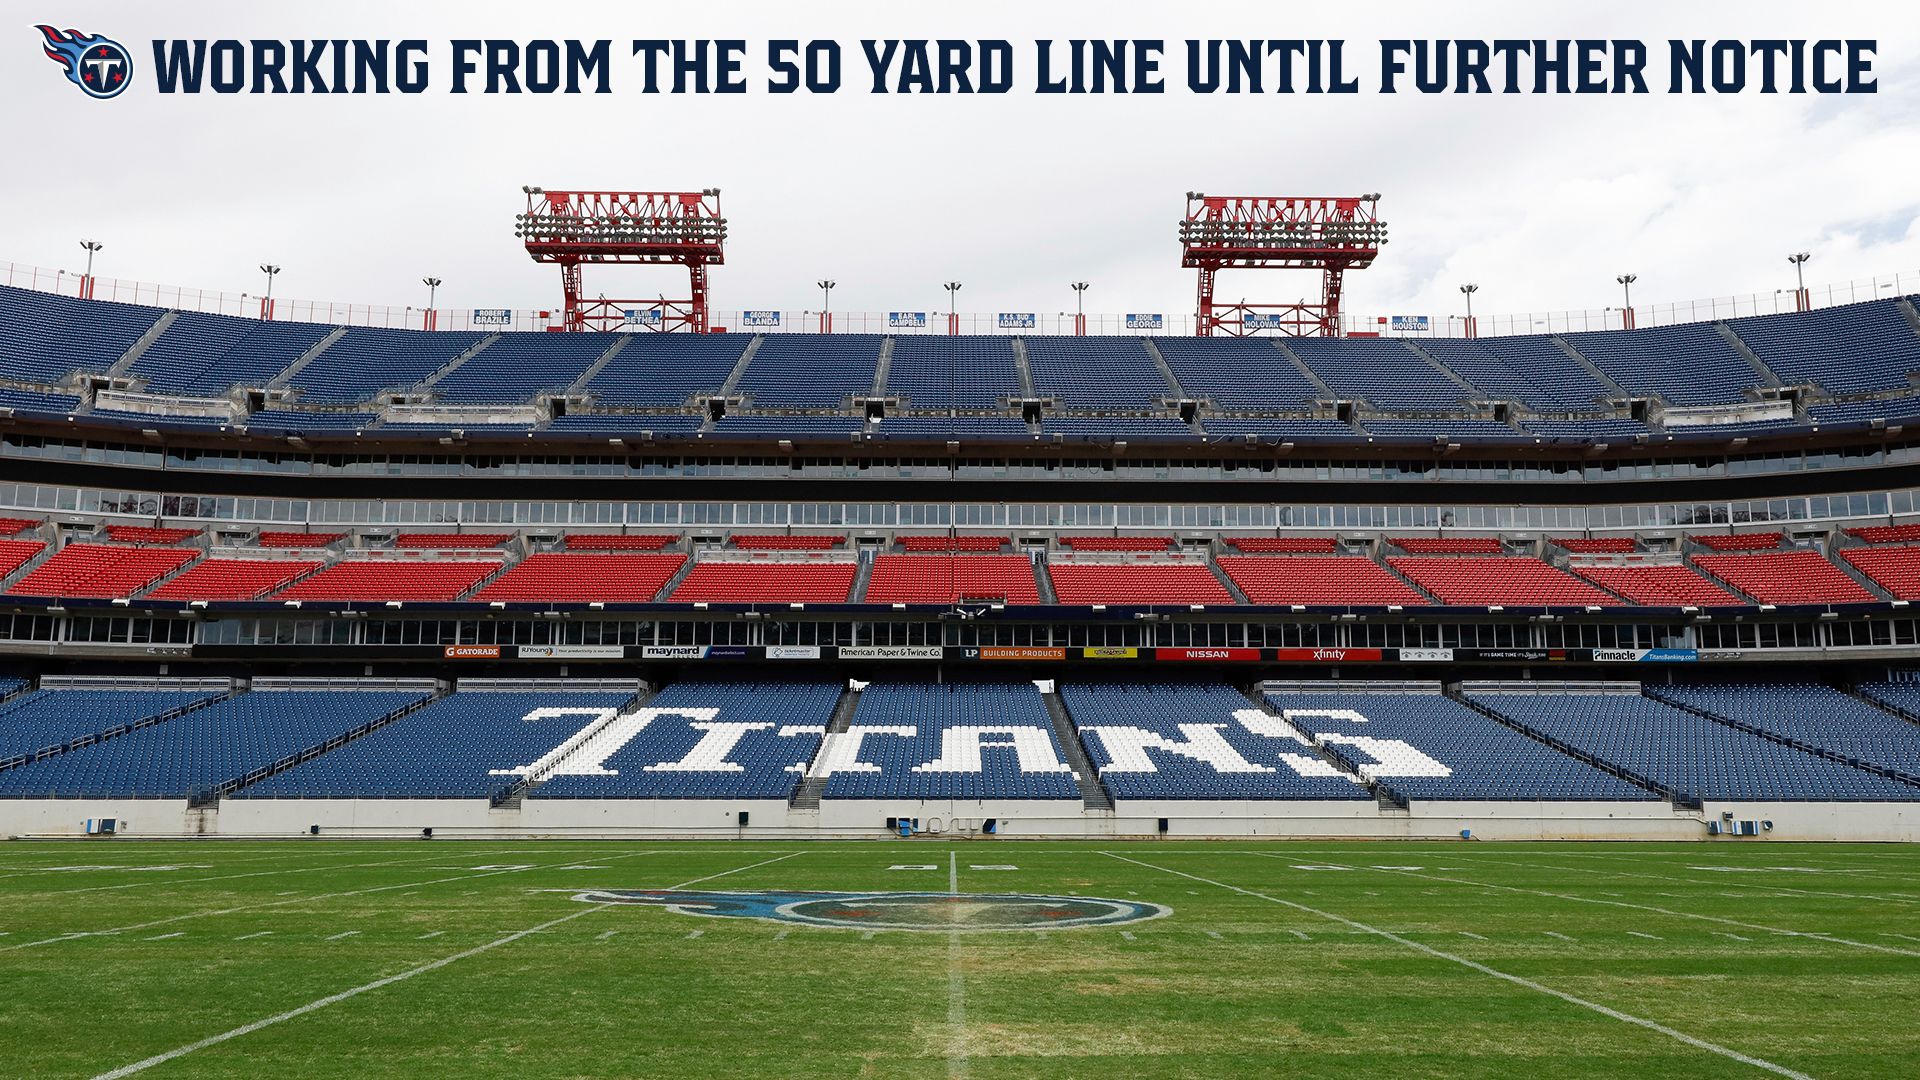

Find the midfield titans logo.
[
  {"left": 576, "top": 889, "right": 1171, "bottom": 932},
  {"left": 35, "top": 25, "right": 132, "bottom": 99}
]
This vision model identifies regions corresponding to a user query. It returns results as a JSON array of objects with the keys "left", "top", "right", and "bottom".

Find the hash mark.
[
  {"left": 1459, "top": 931, "right": 1488, "bottom": 940},
  {"left": 417, "top": 931, "right": 445, "bottom": 940},
  {"left": 235, "top": 932, "right": 272, "bottom": 941},
  {"left": 325, "top": 931, "right": 360, "bottom": 941},
  {"left": 1627, "top": 931, "right": 1663, "bottom": 940},
  {"left": 144, "top": 932, "right": 183, "bottom": 941}
]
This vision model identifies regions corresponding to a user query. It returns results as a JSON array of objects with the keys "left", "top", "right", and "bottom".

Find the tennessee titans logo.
[
  {"left": 575, "top": 889, "right": 1170, "bottom": 931},
  {"left": 35, "top": 26, "right": 132, "bottom": 99}
]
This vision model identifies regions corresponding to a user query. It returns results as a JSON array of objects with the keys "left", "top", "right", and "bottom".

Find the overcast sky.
[{"left": 7, "top": 1, "right": 1917, "bottom": 324}]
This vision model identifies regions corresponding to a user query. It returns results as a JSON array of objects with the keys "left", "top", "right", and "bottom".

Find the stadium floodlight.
[
  {"left": 422, "top": 277, "right": 442, "bottom": 309},
  {"left": 1615, "top": 273, "right": 1637, "bottom": 305},
  {"left": 78, "top": 239, "right": 103, "bottom": 279},
  {"left": 1788, "top": 252, "right": 1811, "bottom": 310},
  {"left": 260, "top": 264, "right": 282, "bottom": 300},
  {"left": 817, "top": 280, "right": 835, "bottom": 311}
]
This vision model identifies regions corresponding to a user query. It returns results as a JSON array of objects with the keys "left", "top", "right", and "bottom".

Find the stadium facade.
[{"left": 4, "top": 275, "right": 1920, "bottom": 841}]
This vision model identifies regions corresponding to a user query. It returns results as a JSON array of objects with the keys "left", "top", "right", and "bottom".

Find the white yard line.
[
  {"left": 6, "top": 850, "right": 666, "bottom": 953},
  {"left": 1104, "top": 852, "right": 1815, "bottom": 1080},
  {"left": 947, "top": 850, "right": 967, "bottom": 1080},
  {"left": 88, "top": 851, "right": 805, "bottom": 1080},
  {"left": 1253, "top": 855, "right": 1920, "bottom": 960},
  {"left": 1439, "top": 851, "right": 1920, "bottom": 909}
]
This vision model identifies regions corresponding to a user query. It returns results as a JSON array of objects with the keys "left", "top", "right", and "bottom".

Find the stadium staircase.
[
  {"left": 1642, "top": 686, "right": 1920, "bottom": 788},
  {"left": 1141, "top": 340, "right": 1191, "bottom": 400},
  {"left": 849, "top": 548, "right": 876, "bottom": 603},
  {"left": 455, "top": 547, "right": 526, "bottom": 601},
  {"left": 1400, "top": 340, "right": 1482, "bottom": 400},
  {"left": 1272, "top": 342, "right": 1338, "bottom": 399},
  {"left": 107, "top": 311, "right": 180, "bottom": 379},
  {"left": 1898, "top": 298, "right": 1920, "bottom": 336},
  {"left": 193, "top": 682, "right": 447, "bottom": 808},
  {"left": 790, "top": 682, "right": 860, "bottom": 810},
  {"left": 1824, "top": 538, "right": 1897, "bottom": 601},
  {"left": 1010, "top": 339, "right": 1038, "bottom": 399},
  {"left": 717, "top": 336, "right": 764, "bottom": 397},
  {"left": 492, "top": 684, "right": 655, "bottom": 809},
  {"left": 654, "top": 553, "right": 700, "bottom": 600},
  {"left": 1550, "top": 337, "right": 1628, "bottom": 398},
  {"left": 1238, "top": 686, "right": 1398, "bottom": 807},
  {"left": 869, "top": 338, "right": 894, "bottom": 398},
  {"left": 1043, "top": 687, "right": 1113, "bottom": 810},
  {"left": 418, "top": 333, "right": 503, "bottom": 391},
  {"left": 1209, "top": 557, "right": 1251, "bottom": 605},
  {"left": 1032, "top": 554, "right": 1059, "bottom": 605},
  {"left": 562, "top": 335, "right": 635, "bottom": 396},
  {"left": 1377, "top": 550, "right": 1445, "bottom": 605},
  {"left": 0, "top": 540, "right": 59, "bottom": 594},
  {"left": 1681, "top": 548, "right": 1764, "bottom": 604},
  {"left": 1715, "top": 323, "right": 1786, "bottom": 389},
  {"left": 264, "top": 326, "right": 349, "bottom": 390},
  {"left": 0, "top": 681, "right": 237, "bottom": 776},
  {"left": 1447, "top": 683, "right": 1681, "bottom": 805},
  {"left": 0, "top": 678, "right": 32, "bottom": 707}
]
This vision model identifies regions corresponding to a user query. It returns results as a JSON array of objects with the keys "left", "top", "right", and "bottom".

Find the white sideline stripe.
[
  {"left": 1103, "top": 853, "right": 1816, "bottom": 1080},
  {"left": 6, "top": 850, "right": 667, "bottom": 953},
  {"left": 1442, "top": 851, "right": 1920, "bottom": 909},
  {"left": 947, "top": 850, "right": 967, "bottom": 1080},
  {"left": 88, "top": 851, "right": 805, "bottom": 1080},
  {"left": 35, "top": 848, "right": 542, "bottom": 897},
  {"left": 1259, "top": 856, "right": 1920, "bottom": 961}
]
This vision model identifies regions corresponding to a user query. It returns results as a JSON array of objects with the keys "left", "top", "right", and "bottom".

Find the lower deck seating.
[
  {"left": 1467, "top": 691, "right": 1920, "bottom": 802},
  {"left": 1691, "top": 550, "right": 1879, "bottom": 605},
  {"left": 1267, "top": 689, "right": 1654, "bottom": 801},
  {"left": 1570, "top": 564, "right": 1746, "bottom": 607},
  {"left": 1387, "top": 556, "right": 1620, "bottom": 607},
  {"left": 472, "top": 553, "right": 686, "bottom": 603},
  {"left": 147, "top": 559, "right": 321, "bottom": 601},
  {"left": 1217, "top": 555, "right": 1429, "bottom": 606},
  {"left": 0, "top": 689, "right": 427, "bottom": 798},
  {"left": 1840, "top": 547, "right": 1920, "bottom": 599},
  {"left": 1064, "top": 681, "right": 1367, "bottom": 800},
  {"left": 821, "top": 682, "right": 1079, "bottom": 799},
  {"left": 1047, "top": 563, "right": 1234, "bottom": 605},
  {"left": 273, "top": 560, "right": 500, "bottom": 602},
  {"left": 669, "top": 562, "right": 856, "bottom": 603},
  {"left": 1655, "top": 683, "right": 1920, "bottom": 782},
  {"left": 534, "top": 679, "right": 841, "bottom": 798},
  {"left": 238, "top": 689, "right": 635, "bottom": 799},
  {"left": 864, "top": 555, "right": 1039, "bottom": 604},
  {"left": 0, "top": 688, "right": 224, "bottom": 765},
  {"left": 7, "top": 544, "right": 197, "bottom": 598}
]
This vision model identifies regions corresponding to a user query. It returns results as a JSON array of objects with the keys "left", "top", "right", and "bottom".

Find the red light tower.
[
  {"left": 517, "top": 187, "right": 727, "bottom": 332},
  {"left": 1180, "top": 193, "right": 1386, "bottom": 337}
]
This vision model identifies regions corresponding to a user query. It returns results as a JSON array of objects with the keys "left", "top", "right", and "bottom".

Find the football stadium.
[{"left": 7, "top": 4, "right": 1920, "bottom": 1077}]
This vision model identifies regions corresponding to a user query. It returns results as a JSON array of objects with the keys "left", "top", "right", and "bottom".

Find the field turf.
[{"left": 3, "top": 839, "right": 1918, "bottom": 1078}]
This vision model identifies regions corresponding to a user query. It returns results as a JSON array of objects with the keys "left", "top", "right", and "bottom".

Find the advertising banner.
[
  {"left": 1124, "top": 314, "right": 1163, "bottom": 330},
  {"left": 443, "top": 645, "right": 502, "bottom": 659},
  {"left": 888, "top": 312, "right": 927, "bottom": 328},
  {"left": 742, "top": 310, "right": 781, "bottom": 327},
  {"left": 996, "top": 313, "right": 1036, "bottom": 329},
  {"left": 471, "top": 308, "right": 512, "bottom": 325},
  {"left": 766, "top": 645, "right": 822, "bottom": 660},
  {"left": 517, "top": 645, "right": 624, "bottom": 660},
  {"left": 839, "top": 645, "right": 944, "bottom": 660},
  {"left": 1155, "top": 647, "right": 1263, "bottom": 662}
]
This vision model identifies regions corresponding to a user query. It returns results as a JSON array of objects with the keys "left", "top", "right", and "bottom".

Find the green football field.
[{"left": 3, "top": 839, "right": 1918, "bottom": 1079}]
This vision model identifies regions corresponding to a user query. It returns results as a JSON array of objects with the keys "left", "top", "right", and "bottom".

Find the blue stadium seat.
[{"left": 821, "top": 681, "right": 1080, "bottom": 800}]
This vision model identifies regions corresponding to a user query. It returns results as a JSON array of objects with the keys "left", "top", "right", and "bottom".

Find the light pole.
[
  {"left": 78, "top": 239, "right": 104, "bottom": 298},
  {"left": 1615, "top": 273, "right": 1637, "bottom": 329},
  {"left": 1788, "top": 252, "right": 1810, "bottom": 312},
  {"left": 943, "top": 281, "right": 962, "bottom": 336},
  {"left": 1070, "top": 281, "right": 1090, "bottom": 336},
  {"left": 817, "top": 279, "right": 835, "bottom": 333},
  {"left": 940, "top": 279, "right": 964, "bottom": 604},
  {"left": 1458, "top": 283, "right": 1478, "bottom": 338},
  {"left": 421, "top": 277, "right": 442, "bottom": 330},
  {"left": 259, "top": 264, "right": 282, "bottom": 320}
]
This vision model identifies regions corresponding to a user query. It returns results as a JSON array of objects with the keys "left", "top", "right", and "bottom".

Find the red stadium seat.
[
  {"left": 1222, "top": 537, "right": 1338, "bottom": 554},
  {"left": 102, "top": 525, "right": 200, "bottom": 545},
  {"left": 1841, "top": 547, "right": 1920, "bottom": 600},
  {"left": 563, "top": 534, "right": 679, "bottom": 551},
  {"left": 898, "top": 535, "right": 1010, "bottom": 552},
  {"left": 473, "top": 553, "right": 686, "bottom": 602},
  {"left": 1845, "top": 524, "right": 1920, "bottom": 545},
  {"left": 1217, "top": 555, "right": 1429, "bottom": 605},
  {"left": 1691, "top": 550, "right": 1877, "bottom": 604},
  {"left": 0, "top": 538, "right": 47, "bottom": 579},
  {"left": 9, "top": 543, "right": 198, "bottom": 598},
  {"left": 865, "top": 555, "right": 1039, "bottom": 603},
  {"left": 274, "top": 560, "right": 501, "bottom": 602},
  {"left": 1549, "top": 537, "right": 1635, "bottom": 554},
  {"left": 392, "top": 533, "right": 511, "bottom": 549},
  {"left": 0, "top": 517, "right": 44, "bottom": 536},
  {"left": 1571, "top": 563, "right": 1744, "bottom": 606},
  {"left": 670, "top": 561, "right": 856, "bottom": 602},
  {"left": 1689, "top": 532, "right": 1784, "bottom": 552},
  {"left": 1390, "top": 537, "right": 1503, "bottom": 554},
  {"left": 1059, "top": 536, "right": 1174, "bottom": 552},
  {"left": 148, "top": 559, "right": 322, "bottom": 601},
  {"left": 730, "top": 534, "right": 844, "bottom": 551},
  {"left": 1388, "top": 556, "right": 1620, "bottom": 606},
  {"left": 255, "top": 531, "right": 346, "bottom": 548},
  {"left": 1047, "top": 563, "right": 1233, "bottom": 604}
]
